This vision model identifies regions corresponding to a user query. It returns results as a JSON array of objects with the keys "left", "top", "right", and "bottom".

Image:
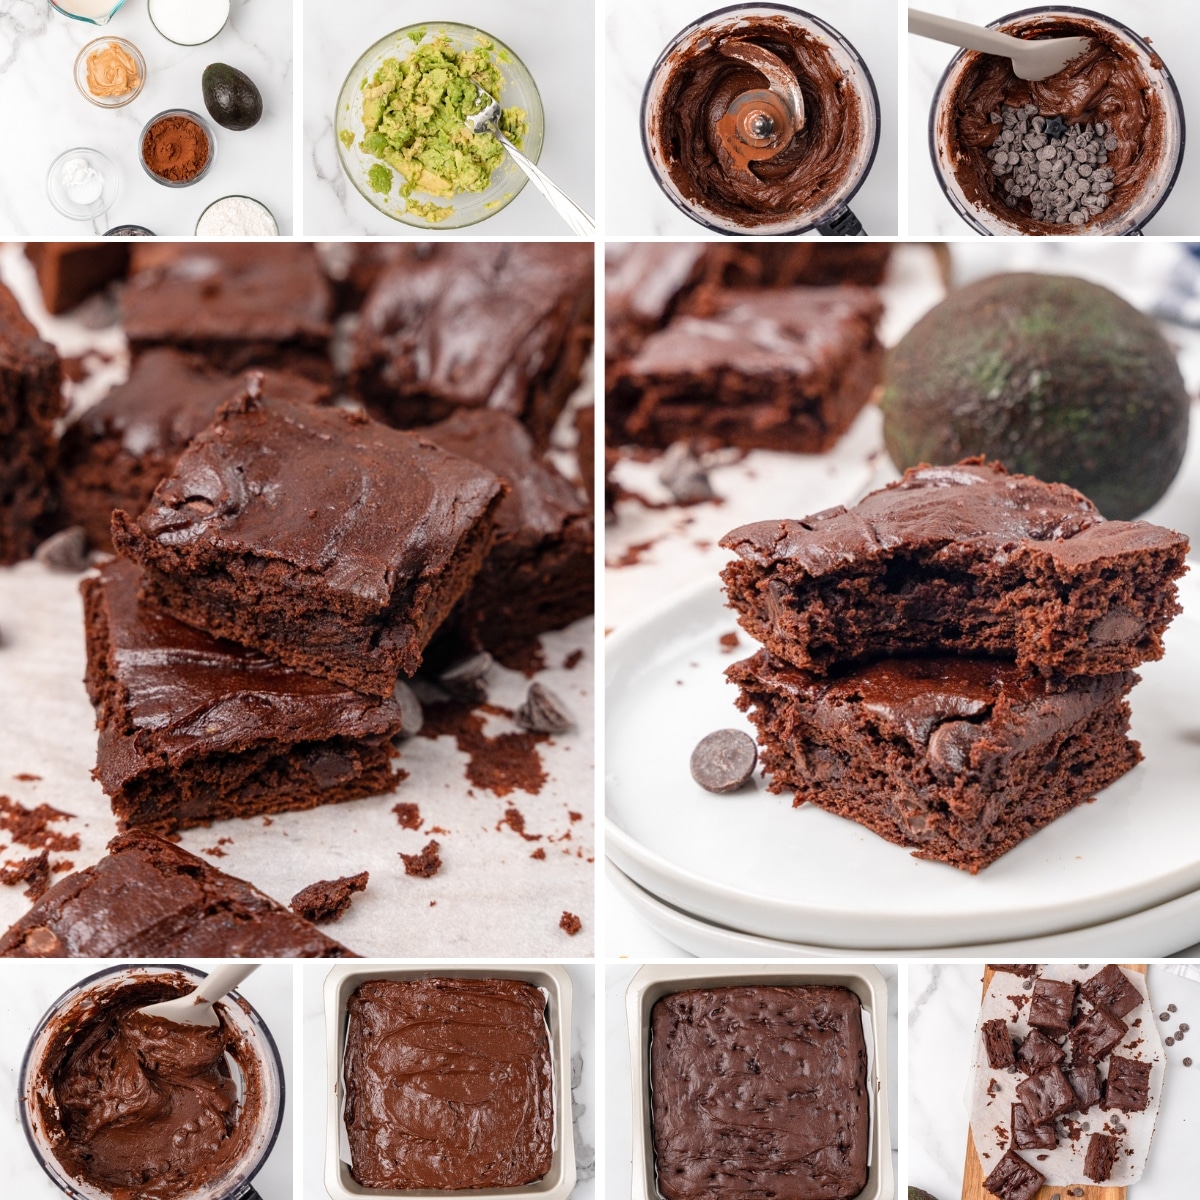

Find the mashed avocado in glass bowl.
[{"left": 335, "top": 23, "right": 544, "bottom": 228}]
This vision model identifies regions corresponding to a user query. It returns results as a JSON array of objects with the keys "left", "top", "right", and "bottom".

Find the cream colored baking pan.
[
  {"left": 625, "top": 963, "right": 893, "bottom": 1200},
  {"left": 323, "top": 963, "right": 575, "bottom": 1200}
]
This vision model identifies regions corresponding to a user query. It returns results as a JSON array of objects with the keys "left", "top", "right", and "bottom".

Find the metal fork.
[{"left": 465, "top": 86, "right": 595, "bottom": 237}]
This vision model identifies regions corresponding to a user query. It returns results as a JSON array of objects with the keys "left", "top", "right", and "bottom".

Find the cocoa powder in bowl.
[{"left": 141, "top": 111, "right": 211, "bottom": 184}]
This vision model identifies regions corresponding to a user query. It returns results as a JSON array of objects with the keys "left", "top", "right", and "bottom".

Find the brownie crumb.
[
  {"left": 51, "top": 859, "right": 74, "bottom": 873},
  {"left": 531, "top": 847, "right": 546, "bottom": 860},
  {"left": 13, "top": 773, "right": 41, "bottom": 782},
  {"left": 202, "top": 845, "right": 227, "bottom": 858},
  {"left": 494, "top": 638, "right": 546, "bottom": 677},
  {"left": 559, "top": 911, "right": 582, "bottom": 936},
  {"left": 498, "top": 807, "right": 542, "bottom": 842},
  {"left": 563, "top": 649, "right": 583, "bottom": 669},
  {"left": 420, "top": 704, "right": 548, "bottom": 796},
  {"left": 719, "top": 631, "right": 741, "bottom": 653},
  {"left": 290, "top": 871, "right": 369, "bottom": 923},
  {"left": 568, "top": 810, "right": 582, "bottom": 822},
  {"left": 393, "top": 802, "right": 423, "bottom": 830},
  {"left": 0, "top": 849, "right": 51, "bottom": 900},
  {"left": 606, "top": 538, "right": 661, "bottom": 569},
  {"left": 0, "top": 795, "right": 81, "bottom": 853},
  {"left": 401, "top": 840, "right": 442, "bottom": 878}
]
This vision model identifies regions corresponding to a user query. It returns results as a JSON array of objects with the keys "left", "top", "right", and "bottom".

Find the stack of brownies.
[{"left": 721, "top": 459, "right": 1189, "bottom": 872}]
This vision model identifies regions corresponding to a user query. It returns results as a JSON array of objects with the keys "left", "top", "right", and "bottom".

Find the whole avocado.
[
  {"left": 881, "top": 273, "right": 1189, "bottom": 520},
  {"left": 202, "top": 63, "right": 263, "bottom": 131},
  {"left": 908, "top": 1190, "right": 940, "bottom": 1200}
]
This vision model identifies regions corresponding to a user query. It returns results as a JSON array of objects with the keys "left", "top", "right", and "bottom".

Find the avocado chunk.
[
  {"left": 202, "top": 63, "right": 263, "bottom": 131},
  {"left": 882, "top": 273, "right": 1190, "bottom": 520}
]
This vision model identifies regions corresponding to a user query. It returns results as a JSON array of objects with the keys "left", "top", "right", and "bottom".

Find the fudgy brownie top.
[
  {"left": 0, "top": 831, "right": 353, "bottom": 958},
  {"left": 1080, "top": 963, "right": 1143, "bottom": 1019},
  {"left": 651, "top": 985, "right": 869, "bottom": 1200},
  {"left": 1069, "top": 1005, "right": 1128, "bottom": 1064},
  {"left": 722, "top": 459, "right": 1186, "bottom": 579},
  {"left": 116, "top": 386, "right": 503, "bottom": 610},
  {"left": 982, "top": 1148, "right": 1045, "bottom": 1200},
  {"left": 1103, "top": 1054, "right": 1151, "bottom": 1112},
  {"left": 1066, "top": 1063, "right": 1102, "bottom": 1112},
  {"left": 1084, "top": 1131, "right": 1120, "bottom": 1182},
  {"left": 84, "top": 559, "right": 405, "bottom": 793},
  {"left": 1011, "top": 1101, "right": 1056, "bottom": 1151},
  {"left": 1028, "top": 978, "right": 1077, "bottom": 1038},
  {"left": 1014, "top": 1064, "right": 1077, "bottom": 1125},
  {"left": 1016, "top": 1029, "right": 1065, "bottom": 1072},
  {"left": 982, "top": 1018, "right": 1015, "bottom": 1069},
  {"left": 343, "top": 977, "right": 552, "bottom": 1189}
]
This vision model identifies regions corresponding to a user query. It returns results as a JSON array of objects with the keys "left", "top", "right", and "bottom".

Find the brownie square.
[
  {"left": 1011, "top": 1101, "right": 1056, "bottom": 1151},
  {"left": 1066, "top": 1063, "right": 1102, "bottom": 1111},
  {"left": 59, "top": 349, "right": 330, "bottom": 550},
  {"left": 24, "top": 242, "right": 130, "bottom": 314},
  {"left": 121, "top": 245, "right": 334, "bottom": 380},
  {"left": 982, "top": 1149, "right": 1045, "bottom": 1200},
  {"left": 343, "top": 978, "right": 552, "bottom": 1189},
  {"left": 982, "top": 1018, "right": 1015, "bottom": 1069},
  {"left": 1084, "top": 1131, "right": 1120, "bottom": 1182},
  {"left": 350, "top": 243, "right": 594, "bottom": 448},
  {"left": 83, "top": 558, "right": 405, "bottom": 833},
  {"left": 1103, "top": 1054, "right": 1151, "bottom": 1112},
  {"left": 421, "top": 408, "right": 593, "bottom": 658},
  {"left": 721, "top": 459, "right": 1190, "bottom": 681},
  {"left": 728, "top": 651, "right": 1141, "bottom": 873},
  {"left": 1028, "top": 978, "right": 1076, "bottom": 1037},
  {"left": 988, "top": 965, "right": 1039, "bottom": 978},
  {"left": 1017, "top": 1029, "right": 1065, "bottom": 1072},
  {"left": 111, "top": 386, "right": 504, "bottom": 696},
  {"left": 0, "top": 831, "right": 354, "bottom": 957},
  {"left": 1070, "top": 1006, "right": 1128, "bottom": 1063},
  {"left": 1015, "top": 1064, "right": 1077, "bottom": 1125},
  {"left": 1, "top": 281, "right": 63, "bottom": 564},
  {"left": 610, "top": 285, "right": 883, "bottom": 453},
  {"left": 650, "top": 985, "right": 868, "bottom": 1200},
  {"left": 1080, "top": 963, "right": 1142, "bottom": 1019}
]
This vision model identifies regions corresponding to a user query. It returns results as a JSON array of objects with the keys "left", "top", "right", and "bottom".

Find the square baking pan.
[
  {"left": 626, "top": 962, "right": 893, "bottom": 1200},
  {"left": 323, "top": 963, "right": 576, "bottom": 1200}
]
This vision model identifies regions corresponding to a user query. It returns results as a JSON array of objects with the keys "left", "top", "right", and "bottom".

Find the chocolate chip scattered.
[
  {"left": 1184, "top": 1057, "right": 1192, "bottom": 1067},
  {"left": 1044, "top": 116, "right": 1068, "bottom": 138},
  {"left": 1166, "top": 1036, "right": 1174, "bottom": 1046},
  {"left": 1169, "top": 1003, "right": 1177, "bottom": 1012},
  {"left": 690, "top": 729, "right": 757, "bottom": 793},
  {"left": 1006, "top": 1065, "right": 1019, "bottom": 1074},
  {"left": 1181, "top": 1023, "right": 1190, "bottom": 1032},
  {"left": 1160, "top": 1012, "right": 1170, "bottom": 1021},
  {"left": 391, "top": 680, "right": 424, "bottom": 740},
  {"left": 1023, "top": 979, "right": 1034, "bottom": 990},
  {"left": 659, "top": 442, "right": 715, "bottom": 505},
  {"left": 1175, "top": 1031, "right": 1185, "bottom": 1042},
  {"left": 438, "top": 652, "right": 493, "bottom": 703},
  {"left": 34, "top": 526, "right": 89, "bottom": 572},
  {"left": 515, "top": 683, "right": 574, "bottom": 734}
]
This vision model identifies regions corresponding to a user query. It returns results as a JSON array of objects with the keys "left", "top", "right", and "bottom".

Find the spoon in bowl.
[
  {"left": 909, "top": 9, "right": 1091, "bottom": 81},
  {"left": 139, "top": 963, "right": 259, "bottom": 1027}
]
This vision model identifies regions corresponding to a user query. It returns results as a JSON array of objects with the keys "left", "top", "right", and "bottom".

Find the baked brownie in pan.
[
  {"left": 1081, "top": 963, "right": 1143, "bottom": 1018},
  {"left": 1, "top": 281, "right": 63, "bottom": 564},
  {"left": 609, "top": 285, "right": 883, "bottom": 453},
  {"left": 728, "top": 651, "right": 1141, "bottom": 873},
  {"left": 1083, "top": 1131, "right": 1120, "bottom": 1182},
  {"left": 982, "top": 1018, "right": 1015, "bottom": 1069},
  {"left": 721, "top": 459, "right": 1189, "bottom": 682},
  {"left": 1028, "top": 978, "right": 1077, "bottom": 1038},
  {"left": 350, "top": 242, "right": 593, "bottom": 448},
  {"left": 650, "top": 984, "right": 869, "bottom": 1200},
  {"left": 0, "top": 831, "right": 354, "bottom": 957},
  {"left": 23, "top": 242, "right": 130, "bottom": 314},
  {"left": 982, "top": 1148, "right": 1045, "bottom": 1200},
  {"left": 342, "top": 978, "right": 553, "bottom": 1189},
  {"left": 121, "top": 245, "right": 335, "bottom": 381},
  {"left": 1010, "top": 1101, "right": 1056, "bottom": 1151},
  {"left": 111, "top": 386, "right": 504, "bottom": 697},
  {"left": 420, "top": 408, "right": 593, "bottom": 658},
  {"left": 83, "top": 558, "right": 405, "bottom": 833},
  {"left": 60, "top": 350, "right": 330, "bottom": 550}
]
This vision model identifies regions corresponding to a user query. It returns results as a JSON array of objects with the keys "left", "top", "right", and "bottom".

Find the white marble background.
[
  {"left": 605, "top": 0, "right": 899, "bottom": 236},
  {"left": 907, "top": 0, "right": 1200, "bottom": 236},
  {"left": 604, "top": 964, "right": 899, "bottom": 1199},
  {"left": 0, "top": 0, "right": 294, "bottom": 236},
  {"left": 302, "top": 0, "right": 596, "bottom": 236},
  {"left": 909, "top": 963, "right": 1200, "bottom": 1198},
  {"left": 300, "top": 963, "right": 596, "bottom": 1199},
  {"left": 0, "top": 959, "right": 294, "bottom": 1199}
]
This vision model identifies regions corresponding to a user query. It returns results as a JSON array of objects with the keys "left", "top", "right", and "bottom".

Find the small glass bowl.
[
  {"left": 139, "top": 108, "right": 217, "bottom": 187},
  {"left": 147, "top": 0, "right": 230, "bottom": 47},
  {"left": 195, "top": 195, "right": 279, "bottom": 236},
  {"left": 46, "top": 147, "right": 119, "bottom": 220},
  {"left": 73, "top": 36, "right": 146, "bottom": 108},
  {"left": 105, "top": 224, "right": 155, "bottom": 235},
  {"left": 335, "top": 22, "right": 544, "bottom": 229}
]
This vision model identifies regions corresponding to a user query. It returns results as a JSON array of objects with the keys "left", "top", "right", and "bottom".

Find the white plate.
[
  {"left": 606, "top": 861, "right": 1200, "bottom": 959},
  {"left": 605, "top": 566, "right": 1200, "bottom": 949}
]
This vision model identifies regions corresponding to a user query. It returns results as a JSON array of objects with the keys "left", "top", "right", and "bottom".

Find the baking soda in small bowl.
[
  {"left": 196, "top": 195, "right": 278, "bottom": 236},
  {"left": 148, "top": 0, "right": 229, "bottom": 46}
]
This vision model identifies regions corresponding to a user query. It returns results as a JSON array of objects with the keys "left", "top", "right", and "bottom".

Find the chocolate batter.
[
  {"left": 944, "top": 16, "right": 1164, "bottom": 232},
  {"left": 33, "top": 975, "right": 260, "bottom": 1199},
  {"left": 649, "top": 16, "right": 865, "bottom": 228}
]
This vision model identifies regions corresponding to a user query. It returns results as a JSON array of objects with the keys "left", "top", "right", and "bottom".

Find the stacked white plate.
[{"left": 605, "top": 568, "right": 1200, "bottom": 956}]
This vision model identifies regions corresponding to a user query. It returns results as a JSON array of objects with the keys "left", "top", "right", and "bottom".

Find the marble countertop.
[
  {"left": 908, "top": 963, "right": 1200, "bottom": 1198},
  {"left": 302, "top": 0, "right": 595, "bottom": 236},
  {"left": 300, "top": 963, "right": 596, "bottom": 1199},
  {"left": 604, "top": 0, "right": 899, "bottom": 236},
  {"left": 0, "top": 0, "right": 294, "bottom": 237},
  {"left": 604, "top": 963, "right": 899, "bottom": 1198},
  {"left": 0, "top": 959, "right": 294, "bottom": 1199},
  {"left": 907, "top": 0, "right": 1200, "bottom": 236}
]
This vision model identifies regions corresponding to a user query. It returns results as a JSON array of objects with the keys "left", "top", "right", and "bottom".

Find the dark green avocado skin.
[
  {"left": 202, "top": 63, "right": 263, "bottom": 131},
  {"left": 881, "top": 272, "right": 1190, "bottom": 520},
  {"left": 908, "top": 1189, "right": 940, "bottom": 1200}
]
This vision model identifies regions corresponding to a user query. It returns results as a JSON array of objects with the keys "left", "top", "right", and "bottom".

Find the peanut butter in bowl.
[{"left": 75, "top": 37, "right": 146, "bottom": 107}]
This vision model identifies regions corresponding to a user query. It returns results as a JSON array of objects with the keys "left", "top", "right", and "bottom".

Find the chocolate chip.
[
  {"left": 1181, "top": 1023, "right": 1190, "bottom": 1032},
  {"left": 1166, "top": 1036, "right": 1174, "bottom": 1046},
  {"left": 1160, "top": 1012, "right": 1170, "bottom": 1021},
  {"left": 1024, "top": 979, "right": 1034, "bottom": 990},
  {"left": 391, "top": 680, "right": 424, "bottom": 740},
  {"left": 1169, "top": 1003, "right": 1177, "bottom": 1012},
  {"left": 34, "top": 526, "right": 89, "bottom": 572},
  {"left": 1184, "top": 1057, "right": 1192, "bottom": 1067},
  {"left": 1175, "top": 1032, "right": 1185, "bottom": 1042},
  {"left": 659, "top": 442, "right": 715, "bottom": 505},
  {"left": 927, "top": 720, "right": 981, "bottom": 777},
  {"left": 690, "top": 729, "right": 757, "bottom": 793},
  {"left": 515, "top": 683, "right": 574, "bottom": 734},
  {"left": 437, "top": 652, "right": 493, "bottom": 703}
]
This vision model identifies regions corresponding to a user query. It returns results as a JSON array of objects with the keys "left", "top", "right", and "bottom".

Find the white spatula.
[{"left": 139, "top": 964, "right": 259, "bottom": 1027}]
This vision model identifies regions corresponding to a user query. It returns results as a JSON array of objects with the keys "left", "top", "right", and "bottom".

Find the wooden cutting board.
[{"left": 961, "top": 963, "right": 1147, "bottom": 1200}]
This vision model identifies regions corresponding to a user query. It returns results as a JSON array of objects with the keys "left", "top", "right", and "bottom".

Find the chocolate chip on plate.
[
  {"left": 690, "top": 729, "right": 757, "bottom": 793},
  {"left": 34, "top": 526, "right": 89, "bottom": 572},
  {"left": 1184, "top": 1057, "right": 1193, "bottom": 1067},
  {"left": 437, "top": 652, "right": 493, "bottom": 703},
  {"left": 1161, "top": 1012, "right": 1170, "bottom": 1021},
  {"left": 515, "top": 683, "right": 574, "bottom": 734},
  {"left": 1181, "top": 1023, "right": 1191, "bottom": 1032},
  {"left": 1166, "top": 1036, "right": 1175, "bottom": 1046},
  {"left": 659, "top": 441, "right": 716, "bottom": 505},
  {"left": 1169, "top": 1003, "right": 1178, "bottom": 1012},
  {"left": 391, "top": 680, "right": 424, "bottom": 740}
]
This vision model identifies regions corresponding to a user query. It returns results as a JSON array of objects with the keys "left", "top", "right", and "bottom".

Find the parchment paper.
[
  {"left": 967, "top": 966, "right": 1164, "bottom": 1185},
  {"left": 0, "top": 246, "right": 594, "bottom": 958}
]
